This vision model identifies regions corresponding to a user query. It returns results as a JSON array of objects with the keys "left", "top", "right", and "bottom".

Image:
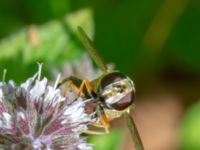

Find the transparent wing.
[
  {"left": 124, "top": 112, "right": 144, "bottom": 150},
  {"left": 78, "top": 26, "right": 109, "bottom": 73}
]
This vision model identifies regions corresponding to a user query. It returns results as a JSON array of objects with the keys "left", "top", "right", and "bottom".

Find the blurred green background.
[{"left": 0, "top": 0, "right": 200, "bottom": 149}]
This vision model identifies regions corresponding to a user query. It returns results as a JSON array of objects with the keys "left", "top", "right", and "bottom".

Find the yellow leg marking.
[
  {"left": 91, "top": 122, "right": 105, "bottom": 128},
  {"left": 83, "top": 129, "right": 108, "bottom": 135},
  {"left": 60, "top": 79, "right": 93, "bottom": 97},
  {"left": 99, "top": 113, "right": 110, "bottom": 133},
  {"left": 100, "top": 113, "right": 110, "bottom": 128},
  {"left": 78, "top": 80, "right": 93, "bottom": 95},
  {"left": 84, "top": 80, "right": 93, "bottom": 93},
  {"left": 63, "top": 82, "right": 79, "bottom": 96},
  {"left": 69, "top": 82, "right": 79, "bottom": 93},
  {"left": 82, "top": 124, "right": 109, "bottom": 135}
]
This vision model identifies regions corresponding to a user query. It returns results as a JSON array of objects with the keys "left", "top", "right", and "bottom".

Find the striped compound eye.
[
  {"left": 109, "top": 91, "right": 135, "bottom": 110},
  {"left": 100, "top": 72, "right": 135, "bottom": 111},
  {"left": 100, "top": 72, "right": 127, "bottom": 89}
]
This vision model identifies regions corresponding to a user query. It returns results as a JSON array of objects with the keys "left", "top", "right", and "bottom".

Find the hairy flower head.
[{"left": 0, "top": 65, "right": 92, "bottom": 150}]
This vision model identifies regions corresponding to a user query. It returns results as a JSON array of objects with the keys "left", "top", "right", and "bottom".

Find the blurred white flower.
[
  {"left": 53, "top": 54, "right": 114, "bottom": 81},
  {"left": 0, "top": 65, "right": 93, "bottom": 150}
]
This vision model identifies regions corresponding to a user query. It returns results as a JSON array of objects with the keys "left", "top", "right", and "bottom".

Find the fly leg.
[
  {"left": 83, "top": 105, "right": 110, "bottom": 135},
  {"left": 77, "top": 79, "right": 96, "bottom": 97},
  {"left": 57, "top": 76, "right": 82, "bottom": 96},
  {"left": 57, "top": 76, "right": 82, "bottom": 89},
  {"left": 58, "top": 77, "right": 95, "bottom": 97},
  {"left": 58, "top": 77, "right": 110, "bottom": 135},
  {"left": 83, "top": 112, "right": 110, "bottom": 135}
]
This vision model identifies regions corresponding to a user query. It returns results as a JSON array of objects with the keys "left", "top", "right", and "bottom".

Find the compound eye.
[
  {"left": 101, "top": 72, "right": 126, "bottom": 89},
  {"left": 110, "top": 91, "right": 135, "bottom": 110}
]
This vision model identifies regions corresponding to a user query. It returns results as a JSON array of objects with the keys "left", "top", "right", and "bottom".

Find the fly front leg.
[{"left": 83, "top": 112, "right": 110, "bottom": 135}]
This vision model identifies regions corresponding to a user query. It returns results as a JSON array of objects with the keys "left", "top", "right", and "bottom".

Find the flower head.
[{"left": 0, "top": 65, "right": 92, "bottom": 150}]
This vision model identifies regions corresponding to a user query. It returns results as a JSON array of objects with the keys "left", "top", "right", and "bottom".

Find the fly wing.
[
  {"left": 78, "top": 26, "right": 109, "bottom": 73},
  {"left": 124, "top": 112, "right": 144, "bottom": 150}
]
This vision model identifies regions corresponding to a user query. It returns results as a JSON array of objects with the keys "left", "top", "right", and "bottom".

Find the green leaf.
[
  {"left": 181, "top": 100, "right": 200, "bottom": 150},
  {"left": 0, "top": 8, "right": 94, "bottom": 83},
  {"left": 88, "top": 128, "right": 123, "bottom": 150}
]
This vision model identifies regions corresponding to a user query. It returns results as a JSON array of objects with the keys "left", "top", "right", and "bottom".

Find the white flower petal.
[
  {"left": 0, "top": 89, "right": 3, "bottom": 101},
  {"left": 30, "top": 78, "right": 47, "bottom": 100},
  {"left": 78, "top": 143, "right": 93, "bottom": 150},
  {"left": 0, "top": 112, "right": 12, "bottom": 129},
  {"left": 17, "top": 112, "right": 25, "bottom": 120}
]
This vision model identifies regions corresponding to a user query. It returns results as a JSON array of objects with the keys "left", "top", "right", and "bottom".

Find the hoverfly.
[{"left": 58, "top": 27, "right": 144, "bottom": 150}]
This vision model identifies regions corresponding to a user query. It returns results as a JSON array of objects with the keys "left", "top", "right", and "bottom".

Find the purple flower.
[{"left": 0, "top": 65, "right": 93, "bottom": 150}]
